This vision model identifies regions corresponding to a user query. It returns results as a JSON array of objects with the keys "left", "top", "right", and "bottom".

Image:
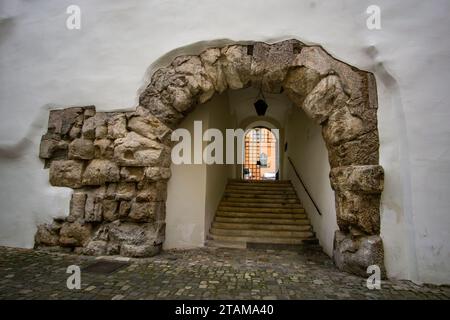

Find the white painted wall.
[
  {"left": 284, "top": 107, "right": 338, "bottom": 256},
  {"left": 204, "top": 94, "right": 236, "bottom": 236},
  {"left": 1, "top": 0, "right": 449, "bottom": 284},
  {"left": 165, "top": 93, "right": 234, "bottom": 249}
]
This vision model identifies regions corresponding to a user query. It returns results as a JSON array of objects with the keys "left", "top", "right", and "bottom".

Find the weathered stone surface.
[
  {"left": 82, "top": 159, "right": 120, "bottom": 185},
  {"left": 335, "top": 191, "right": 381, "bottom": 235},
  {"left": 200, "top": 48, "right": 228, "bottom": 93},
  {"left": 118, "top": 201, "right": 131, "bottom": 218},
  {"left": 302, "top": 75, "right": 348, "bottom": 125},
  {"left": 84, "top": 192, "right": 103, "bottom": 222},
  {"left": 251, "top": 41, "right": 298, "bottom": 93},
  {"left": 83, "top": 240, "right": 107, "bottom": 255},
  {"left": 120, "top": 244, "right": 161, "bottom": 257},
  {"left": 333, "top": 231, "right": 385, "bottom": 278},
  {"left": 49, "top": 160, "right": 84, "bottom": 188},
  {"left": 48, "top": 108, "right": 84, "bottom": 136},
  {"left": 139, "top": 96, "right": 184, "bottom": 129},
  {"left": 120, "top": 167, "right": 144, "bottom": 182},
  {"left": 35, "top": 223, "right": 61, "bottom": 246},
  {"left": 144, "top": 167, "right": 171, "bottom": 181},
  {"left": 82, "top": 113, "right": 108, "bottom": 139},
  {"left": 104, "top": 183, "right": 117, "bottom": 199},
  {"left": 113, "top": 132, "right": 167, "bottom": 167},
  {"left": 330, "top": 165, "right": 384, "bottom": 193},
  {"left": 107, "top": 221, "right": 157, "bottom": 245},
  {"left": 68, "top": 192, "right": 86, "bottom": 222},
  {"left": 59, "top": 221, "right": 92, "bottom": 247},
  {"left": 283, "top": 67, "right": 321, "bottom": 107},
  {"left": 128, "top": 201, "right": 163, "bottom": 222},
  {"left": 102, "top": 199, "right": 119, "bottom": 222},
  {"left": 220, "top": 45, "right": 252, "bottom": 90},
  {"left": 136, "top": 181, "right": 167, "bottom": 202},
  {"left": 115, "top": 182, "right": 136, "bottom": 201},
  {"left": 94, "top": 138, "right": 114, "bottom": 159},
  {"left": 326, "top": 130, "right": 379, "bottom": 167},
  {"left": 68, "top": 138, "right": 94, "bottom": 160},
  {"left": 172, "top": 55, "right": 215, "bottom": 104},
  {"left": 322, "top": 107, "right": 364, "bottom": 146},
  {"left": 39, "top": 134, "right": 68, "bottom": 159},
  {"left": 107, "top": 113, "right": 127, "bottom": 139},
  {"left": 127, "top": 107, "right": 172, "bottom": 144}
]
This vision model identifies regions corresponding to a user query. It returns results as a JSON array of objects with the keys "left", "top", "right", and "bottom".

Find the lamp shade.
[{"left": 254, "top": 99, "right": 268, "bottom": 116}]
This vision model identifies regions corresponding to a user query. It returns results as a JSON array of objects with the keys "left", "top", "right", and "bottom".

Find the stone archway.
[{"left": 36, "top": 39, "right": 384, "bottom": 277}]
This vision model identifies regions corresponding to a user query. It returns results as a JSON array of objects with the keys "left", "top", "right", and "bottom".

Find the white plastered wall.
[
  {"left": 283, "top": 107, "right": 338, "bottom": 257},
  {"left": 165, "top": 93, "right": 235, "bottom": 249},
  {"left": 0, "top": 0, "right": 449, "bottom": 284}
]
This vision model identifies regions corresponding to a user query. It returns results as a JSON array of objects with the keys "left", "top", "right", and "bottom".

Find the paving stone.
[{"left": 0, "top": 246, "right": 448, "bottom": 300}]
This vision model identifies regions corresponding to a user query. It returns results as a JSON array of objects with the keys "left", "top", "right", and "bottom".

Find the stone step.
[
  {"left": 216, "top": 211, "right": 307, "bottom": 219},
  {"left": 209, "top": 234, "right": 315, "bottom": 245},
  {"left": 223, "top": 192, "right": 298, "bottom": 199},
  {"left": 212, "top": 222, "right": 312, "bottom": 231},
  {"left": 225, "top": 191, "right": 297, "bottom": 198},
  {"left": 218, "top": 206, "right": 305, "bottom": 213},
  {"left": 228, "top": 179, "right": 291, "bottom": 184},
  {"left": 226, "top": 185, "right": 295, "bottom": 192},
  {"left": 219, "top": 201, "right": 302, "bottom": 209},
  {"left": 211, "top": 227, "right": 314, "bottom": 238},
  {"left": 227, "top": 182, "right": 292, "bottom": 188},
  {"left": 215, "top": 216, "right": 311, "bottom": 225},
  {"left": 222, "top": 197, "right": 301, "bottom": 204}
]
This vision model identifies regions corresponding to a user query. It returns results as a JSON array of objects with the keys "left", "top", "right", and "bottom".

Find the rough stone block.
[
  {"left": 330, "top": 165, "right": 384, "bottom": 194},
  {"left": 82, "top": 159, "right": 120, "bottom": 185},
  {"left": 68, "top": 138, "right": 94, "bottom": 160},
  {"left": 113, "top": 132, "right": 167, "bottom": 167},
  {"left": 118, "top": 201, "right": 131, "bottom": 218},
  {"left": 68, "top": 192, "right": 86, "bottom": 222},
  {"left": 84, "top": 193, "right": 103, "bottom": 222},
  {"left": 102, "top": 199, "right": 119, "bottom": 222},
  {"left": 127, "top": 108, "right": 172, "bottom": 143},
  {"left": 39, "top": 134, "right": 68, "bottom": 159},
  {"left": 120, "top": 244, "right": 161, "bottom": 258},
  {"left": 144, "top": 167, "right": 171, "bottom": 181},
  {"left": 35, "top": 223, "right": 61, "bottom": 246},
  {"left": 59, "top": 221, "right": 92, "bottom": 247},
  {"left": 251, "top": 40, "right": 297, "bottom": 93},
  {"left": 335, "top": 191, "right": 380, "bottom": 235},
  {"left": 136, "top": 181, "right": 167, "bottom": 202},
  {"left": 120, "top": 167, "right": 144, "bottom": 182},
  {"left": 333, "top": 231, "right": 385, "bottom": 278},
  {"left": 128, "top": 201, "right": 163, "bottom": 222},
  {"left": 107, "top": 113, "right": 127, "bottom": 139},
  {"left": 49, "top": 160, "right": 84, "bottom": 188},
  {"left": 115, "top": 182, "right": 136, "bottom": 201},
  {"left": 94, "top": 138, "right": 114, "bottom": 159}
]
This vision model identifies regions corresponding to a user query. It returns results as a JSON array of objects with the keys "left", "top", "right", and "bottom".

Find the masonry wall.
[{"left": 0, "top": 0, "right": 449, "bottom": 284}]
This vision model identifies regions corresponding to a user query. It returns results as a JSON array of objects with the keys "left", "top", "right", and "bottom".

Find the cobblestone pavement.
[{"left": 0, "top": 246, "right": 448, "bottom": 300}]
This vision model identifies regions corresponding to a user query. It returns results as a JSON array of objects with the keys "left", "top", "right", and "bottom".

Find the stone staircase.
[{"left": 207, "top": 179, "right": 319, "bottom": 249}]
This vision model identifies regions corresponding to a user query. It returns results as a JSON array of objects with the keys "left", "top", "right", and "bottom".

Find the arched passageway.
[{"left": 35, "top": 39, "right": 384, "bottom": 277}]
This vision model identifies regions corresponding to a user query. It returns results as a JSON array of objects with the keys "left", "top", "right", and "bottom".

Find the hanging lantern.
[{"left": 254, "top": 88, "right": 268, "bottom": 116}]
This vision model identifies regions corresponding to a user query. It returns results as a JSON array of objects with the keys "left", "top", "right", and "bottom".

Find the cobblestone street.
[{"left": 0, "top": 246, "right": 448, "bottom": 300}]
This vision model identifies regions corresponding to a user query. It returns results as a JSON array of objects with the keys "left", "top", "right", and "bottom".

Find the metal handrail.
[{"left": 287, "top": 156, "right": 322, "bottom": 216}]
